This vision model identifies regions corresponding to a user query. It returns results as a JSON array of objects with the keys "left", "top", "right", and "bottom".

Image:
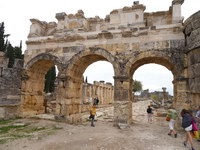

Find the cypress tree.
[
  {"left": 14, "top": 41, "right": 23, "bottom": 59},
  {"left": 6, "top": 43, "right": 15, "bottom": 68},
  {"left": 44, "top": 66, "right": 56, "bottom": 93},
  {"left": 0, "top": 22, "right": 9, "bottom": 52},
  {"left": 0, "top": 22, "right": 23, "bottom": 67}
]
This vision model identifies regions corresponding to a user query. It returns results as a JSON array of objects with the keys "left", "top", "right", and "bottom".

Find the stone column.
[
  {"left": 172, "top": 0, "right": 184, "bottom": 23},
  {"left": 113, "top": 76, "right": 132, "bottom": 125},
  {"left": 82, "top": 83, "right": 86, "bottom": 104},
  {"left": 174, "top": 77, "right": 190, "bottom": 111},
  {"left": 162, "top": 87, "right": 166, "bottom": 106}
]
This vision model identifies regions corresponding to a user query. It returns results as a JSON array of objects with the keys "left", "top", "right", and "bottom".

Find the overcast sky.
[{"left": 0, "top": 0, "right": 199, "bottom": 95}]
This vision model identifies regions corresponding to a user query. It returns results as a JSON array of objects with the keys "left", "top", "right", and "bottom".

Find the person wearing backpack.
[
  {"left": 167, "top": 106, "right": 178, "bottom": 138},
  {"left": 147, "top": 105, "right": 153, "bottom": 123},
  {"left": 181, "top": 109, "right": 196, "bottom": 150},
  {"left": 89, "top": 104, "right": 97, "bottom": 127},
  {"left": 93, "top": 97, "right": 99, "bottom": 105}
]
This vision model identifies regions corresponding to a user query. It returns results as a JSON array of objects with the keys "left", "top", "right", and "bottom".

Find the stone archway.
[
  {"left": 22, "top": 1, "right": 200, "bottom": 125},
  {"left": 111, "top": 50, "right": 185, "bottom": 125},
  {"left": 126, "top": 50, "right": 187, "bottom": 112},
  {"left": 21, "top": 53, "right": 59, "bottom": 116},
  {"left": 54, "top": 47, "right": 118, "bottom": 123}
]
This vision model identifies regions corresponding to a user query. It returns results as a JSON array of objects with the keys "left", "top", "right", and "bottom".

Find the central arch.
[{"left": 54, "top": 47, "right": 118, "bottom": 123}]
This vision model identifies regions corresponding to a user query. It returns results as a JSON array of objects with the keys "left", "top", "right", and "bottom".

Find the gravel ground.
[{"left": 0, "top": 116, "right": 199, "bottom": 150}]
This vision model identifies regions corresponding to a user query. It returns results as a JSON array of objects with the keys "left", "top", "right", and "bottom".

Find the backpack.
[{"left": 94, "top": 98, "right": 99, "bottom": 105}]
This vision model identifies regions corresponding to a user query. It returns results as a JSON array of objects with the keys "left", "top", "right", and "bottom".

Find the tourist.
[
  {"left": 89, "top": 104, "right": 97, "bottom": 127},
  {"left": 147, "top": 105, "right": 153, "bottom": 123},
  {"left": 93, "top": 97, "right": 99, "bottom": 105},
  {"left": 181, "top": 109, "right": 196, "bottom": 150},
  {"left": 167, "top": 106, "right": 178, "bottom": 138}
]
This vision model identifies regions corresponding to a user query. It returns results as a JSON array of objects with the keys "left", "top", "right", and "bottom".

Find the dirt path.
[{"left": 1, "top": 117, "right": 199, "bottom": 150}]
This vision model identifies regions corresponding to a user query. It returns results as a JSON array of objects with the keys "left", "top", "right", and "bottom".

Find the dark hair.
[{"left": 180, "top": 109, "right": 190, "bottom": 117}]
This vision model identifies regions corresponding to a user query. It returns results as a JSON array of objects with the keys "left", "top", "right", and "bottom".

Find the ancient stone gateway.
[{"left": 22, "top": 0, "right": 200, "bottom": 124}]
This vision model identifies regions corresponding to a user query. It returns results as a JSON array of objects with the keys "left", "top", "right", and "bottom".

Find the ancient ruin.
[{"left": 0, "top": 0, "right": 200, "bottom": 125}]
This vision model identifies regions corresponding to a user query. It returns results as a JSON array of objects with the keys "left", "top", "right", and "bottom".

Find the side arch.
[
  {"left": 25, "top": 53, "right": 60, "bottom": 71},
  {"left": 125, "top": 50, "right": 186, "bottom": 109},
  {"left": 126, "top": 51, "right": 177, "bottom": 76},
  {"left": 21, "top": 53, "right": 60, "bottom": 116}
]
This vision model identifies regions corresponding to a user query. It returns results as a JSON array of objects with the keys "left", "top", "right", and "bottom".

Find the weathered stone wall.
[
  {"left": 0, "top": 53, "right": 23, "bottom": 119},
  {"left": 184, "top": 11, "right": 200, "bottom": 108},
  {"left": 82, "top": 81, "right": 114, "bottom": 105}
]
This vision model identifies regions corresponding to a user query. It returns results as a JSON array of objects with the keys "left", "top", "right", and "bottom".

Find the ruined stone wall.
[
  {"left": 184, "top": 11, "right": 200, "bottom": 108},
  {"left": 0, "top": 53, "right": 23, "bottom": 119},
  {"left": 82, "top": 81, "right": 114, "bottom": 105}
]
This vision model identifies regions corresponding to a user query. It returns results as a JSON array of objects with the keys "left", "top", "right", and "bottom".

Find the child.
[{"left": 89, "top": 104, "right": 97, "bottom": 127}]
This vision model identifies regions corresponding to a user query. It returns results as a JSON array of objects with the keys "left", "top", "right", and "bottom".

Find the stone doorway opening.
[
  {"left": 83, "top": 60, "right": 114, "bottom": 105},
  {"left": 133, "top": 63, "right": 173, "bottom": 101},
  {"left": 54, "top": 51, "right": 116, "bottom": 123},
  {"left": 21, "top": 53, "right": 59, "bottom": 117},
  {"left": 132, "top": 63, "right": 174, "bottom": 122},
  {"left": 128, "top": 54, "right": 177, "bottom": 123}
]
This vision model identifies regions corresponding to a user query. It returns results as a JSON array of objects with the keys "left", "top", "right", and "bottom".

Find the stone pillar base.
[{"left": 114, "top": 101, "right": 132, "bottom": 125}]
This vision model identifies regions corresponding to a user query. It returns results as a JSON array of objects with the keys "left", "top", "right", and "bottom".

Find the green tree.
[
  {"left": 44, "top": 66, "right": 56, "bottom": 93},
  {"left": 14, "top": 41, "right": 23, "bottom": 59},
  {"left": 6, "top": 43, "right": 15, "bottom": 68},
  {"left": 0, "top": 22, "right": 23, "bottom": 67},
  {"left": 150, "top": 94, "right": 159, "bottom": 101},
  {"left": 133, "top": 80, "right": 142, "bottom": 93},
  {"left": 0, "top": 22, "right": 9, "bottom": 52}
]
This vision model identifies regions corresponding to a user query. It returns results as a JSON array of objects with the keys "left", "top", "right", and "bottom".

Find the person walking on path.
[
  {"left": 181, "top": 109, "right": 196, "bottom": 150},
  {"left": 167, "top": 107, "right": 178, "bottom": 138},
  {"left": 147, "top": 105, "right": 153, "bottom": 123},
  {"left": 89, "top": 104, "right": 97, "bottom": 127},
  {"left": 93, "top": 97, "right": 99, "bottom": 105}
]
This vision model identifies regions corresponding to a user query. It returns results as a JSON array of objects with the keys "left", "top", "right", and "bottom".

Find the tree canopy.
[
  {"left": 0, "top": 22, "right": 9, "bottom": 52},
  {"left": 133, "top": 80, "right": 143, "bottom": 93},
  {"left": 0, "top": 22, "right": 23, "bottom": 68},
  {"left": 44, "top": 66, "right": 56, "bottom": 93}
]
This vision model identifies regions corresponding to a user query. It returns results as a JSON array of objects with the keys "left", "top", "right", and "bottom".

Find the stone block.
[{"left": 0, "top": 107, "right": 5, "bottom": 118}]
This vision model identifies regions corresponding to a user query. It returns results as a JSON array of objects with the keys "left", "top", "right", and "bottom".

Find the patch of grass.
[
  {"left": 0, "top": 125, "right": 26, "bottom": 134},
  {"left": 0, "top": 120, "right": 12, "bottom": 125},
  {"left": 0, "top": 119, "right": 63, "bottom": 144},
  {"left": 10, "top": 133, "right": 31, "bottom": 138}
]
